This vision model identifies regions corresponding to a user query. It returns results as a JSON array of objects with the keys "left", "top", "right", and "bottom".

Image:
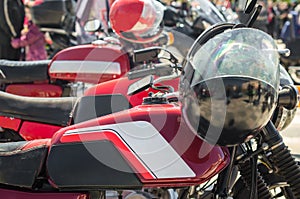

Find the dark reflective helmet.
[{"left": 180, "top": 27, "right": 280, "bottom": 146}]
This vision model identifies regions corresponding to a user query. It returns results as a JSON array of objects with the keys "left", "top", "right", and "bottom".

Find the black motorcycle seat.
[
  {"left": 71, "top": 94, "right": 132, "bottom": 124},
  {"left": 0, "top": 139, "right": 49, "bottom": 188},
  {"left": 0, "top": 59, "right": 50, "bottom": 83},
  {"left": 0, "top": 91, "right": 78, "bottom": 126}
]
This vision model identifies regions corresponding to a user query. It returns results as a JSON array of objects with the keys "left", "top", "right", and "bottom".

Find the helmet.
[
  {"left": 180, "top": 27, "right": 280, "bottom": 146},
  {"left": 109, "top": 0, "right": 165, "bottom": 43}
]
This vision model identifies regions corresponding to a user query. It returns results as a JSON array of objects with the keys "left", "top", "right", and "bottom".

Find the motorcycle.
[
  {"left": 0, "top": 2, "right": 196, "bottom": 141},
  {"left": 0, "top": 36, "right": 135, "bottom": 141},
  {"left": 0, "top": 47, "right": 175, "bottom": 142},
  {"left": 0, "top": 0, "right": 230, "bottom": 99},
  {"left": 0, "top": 0, "right": 299, "bottom": 198},
  {"left": 0, "top": 37, "right": 230, "bottom": 199}
]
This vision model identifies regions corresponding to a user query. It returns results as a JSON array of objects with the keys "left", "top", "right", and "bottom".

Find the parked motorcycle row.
[{"left": 0, "top": 0, "right": 300, "bottom": 198}]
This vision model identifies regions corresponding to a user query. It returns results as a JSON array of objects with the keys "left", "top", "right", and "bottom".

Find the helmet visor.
[{"left": 189, "top": 28, "right": 280, "bottom": 90}]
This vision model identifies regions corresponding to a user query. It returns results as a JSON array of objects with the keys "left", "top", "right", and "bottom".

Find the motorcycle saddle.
[
  {"left": 71, "top": 94, "right": 132, "bottom": 124},
  {"left": 0, "top": 91, "right": 78, "bottom": 126},
  {"left": 0, "top": 60, "right": 50, "bottom": 83},
  {"left": 0, "top": 139, "right": 50, "bottom": 188}
]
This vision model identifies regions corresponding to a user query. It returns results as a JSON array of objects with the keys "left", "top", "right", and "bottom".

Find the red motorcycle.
[
  {"left": 0, "top": 1, "right": 300, "bottom": 198},
  {"left": 0, "top": 25, "right": 299, "bottom": 198},
  {"left": 0, "top": 39, "right": 135, "bottom": 141},
  {"left": 0, "top": 36, "right": 229, "bottom": 199},
  {"left": 0, "top": 46, "right": 174, "bottom": 142},
  {"left": 0, "top": 96, "right": 229, "bottom": 198}
]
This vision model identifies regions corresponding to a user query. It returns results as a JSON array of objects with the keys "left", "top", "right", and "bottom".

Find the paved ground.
[{"left": 282, "top": 109, "right": 300, "bottom": 154}]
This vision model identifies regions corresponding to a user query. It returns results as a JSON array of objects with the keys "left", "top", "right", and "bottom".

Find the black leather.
[
  {"left": 72, "top": 94, "right": 131, "bottom": 124},
  {"left": 0, "top": 140, "right": 48, "bottom": 188},
  {"left": 0, "top": 91, "right": 78, "bottom": 126},
  {"left": 0, "top": 59, "right": 50, "bottom": 83},
  {"left": 0, "top": 141, "right": 26, "bottom": 153}
]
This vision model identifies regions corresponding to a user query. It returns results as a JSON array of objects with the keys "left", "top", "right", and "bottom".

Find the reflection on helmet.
[
  {"left": 180, "top": 28, "right": 280, "bottom": 146},
  {"left": 109, "top": 0, "right": 165, "bottom": 43}
]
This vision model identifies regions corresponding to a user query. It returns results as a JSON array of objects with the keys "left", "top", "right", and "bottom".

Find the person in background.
[
  {"left": 277, "top": 1, "right": 290, "bottom": 37},
  {"left": 11, "top": 2, "right": 47, "bottom": 61},
  {"left": 0, "top": 0, "right": 25, "bottom": 60},
  {"left": 267, "top": 0, "right": 277, "bottom": 38}
]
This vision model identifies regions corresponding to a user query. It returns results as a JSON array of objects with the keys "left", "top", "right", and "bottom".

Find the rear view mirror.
[
  {"left": 84, "top": 19, "right": 102, "bottom": 32},
  {"left": 244, "top": 0, "right": 257, "bottom": 14}
]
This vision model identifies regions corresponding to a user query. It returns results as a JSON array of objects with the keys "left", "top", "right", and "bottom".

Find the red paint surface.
[
  {"left": 20, "top": 121, "right": 62, "bottom": 140},
  {"left": 0, "top": 116, "right": 21, "bottom": 131},
  {"left": 6, "top": 84, "right": 62, "bottom": 97},
  {"left": 49, "top": 44, "right": 131, "bottom": 83},
  {"left": 84, "top": 77, "right": 180, "bottom": 107},
  {"left": 51, "top": 104, "right": 229, "bottom": 187}
]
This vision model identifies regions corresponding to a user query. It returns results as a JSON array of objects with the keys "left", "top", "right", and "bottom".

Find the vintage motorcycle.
[
  {"left": 82, "top": 26, "right": 300, "bottom": 199},
  {"left": 0, "top": 0, "right": 299, "bottom": 198},
  {"left": 0, "top": 46, "right": 177, "bottom": 141},
  {"left": 0, "top": 0, "right": 229, "bottom": 98},
  {"left": 0, "top": 26, "right": 299, "bottom": 199},
  {"left": 0, "top": 35, "right": 227, "bottom": 199}
]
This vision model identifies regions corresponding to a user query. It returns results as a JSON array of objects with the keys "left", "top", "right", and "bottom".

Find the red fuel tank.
[{"left": 49, "top": 42, "right": 131, "bottom": 84}]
